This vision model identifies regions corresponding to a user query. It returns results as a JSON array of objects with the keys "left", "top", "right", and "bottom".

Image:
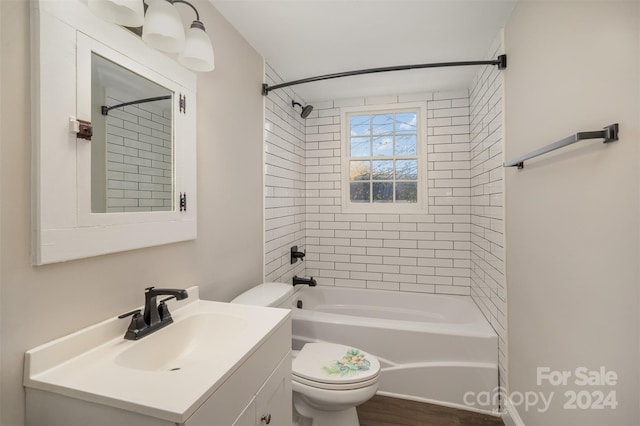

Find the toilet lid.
[
  {"left": 293, "top": 371, "right": 380, "bottom": 391},
  {"left": 292, "top": 343, "right": 380, "bottom": 386}
]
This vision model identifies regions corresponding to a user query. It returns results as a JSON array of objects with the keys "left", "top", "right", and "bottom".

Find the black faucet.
[
  {"left": 118, "top": 287, "right": 189, "bottom": 340},
  {"left": 293, "top": 276, "right": 317, "bottom": 287},
  {"left": 143, "top": 287, "right": 188, "bottom": 327}
]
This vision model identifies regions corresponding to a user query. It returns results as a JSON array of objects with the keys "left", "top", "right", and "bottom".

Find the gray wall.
[
  {"left": 0, "top": 1, "right": 264, "bottom": 424},
  {"left": 505, "top": 1, "right": 639, "bottom": 424}
]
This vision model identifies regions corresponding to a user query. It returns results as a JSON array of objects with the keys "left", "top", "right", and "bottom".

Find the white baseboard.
[{"left": 502, "top": 396, "right": 525, "bottom": 426}]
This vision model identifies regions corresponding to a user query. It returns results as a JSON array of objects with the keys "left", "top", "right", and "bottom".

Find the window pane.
[
  {"left": 350, "top": 137, "right": 370, "bottom": 157},
  {"left": 350, "top": 182, "right": 370, "bottom": 202},
  {"left": 395, "top": 135, "right": 417, "bottom": 156},
  {"left": 396, "top": 182, "right": 417, "bottom": 203},
  {"left": 350, "top": 115, "right": 370, "bottom": 136},
  {"left": 372, "top": 160, "right": 394, "bottom": 180},
  {"left": 395, "top": 112, "right": 417, "bottom": 134},
  {"left": 346, "top": 109, "right": 421, "bottom": 208},
  {"left": 373, "top": 182, "right": 393, "bottom": 202},
  {"left": 372, "top": 136, "right": 393, "bottom": 157},
  {"left": 372, "top": 114, "right": 394, "bottom": 135},
  {"left": 396, "top": 159, "right": 418, "bottom": 180},
  {"left": 350, "top": 160, "right": 370, "bottom": 181}
]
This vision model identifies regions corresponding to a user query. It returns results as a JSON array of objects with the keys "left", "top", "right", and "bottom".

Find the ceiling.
[{"left": 211, "top": 1, "right": 517, "bottom": 102}]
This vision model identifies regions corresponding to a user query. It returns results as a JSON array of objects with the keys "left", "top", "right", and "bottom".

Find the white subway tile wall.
[
  {"left": 304, "top": 91, "right": 472, "bottom": 296},
  {"left": 264, "top": 51, "right": 506, "bottom": 390},
  {"left": 264, "top": 64, "right": 306, "bottom": 283},
  {"left": 469, "top": 33, "right": 507, "bottom": 390},
  {"left": 105, "top": 90, "right": 173, "bottom": 212}
]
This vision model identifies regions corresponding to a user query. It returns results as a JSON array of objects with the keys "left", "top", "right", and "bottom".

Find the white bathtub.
[{"left": 290, "top": 286, "right": 499, "bottom": 414}]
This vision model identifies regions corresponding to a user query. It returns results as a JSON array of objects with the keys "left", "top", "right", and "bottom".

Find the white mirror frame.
[{"left": 31, "top": 0, "right": 197, "bottom": 265}]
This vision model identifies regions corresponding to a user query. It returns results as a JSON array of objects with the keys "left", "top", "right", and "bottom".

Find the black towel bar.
[{"left": 504, "top": 123, "right": 619, "bottom": 169}]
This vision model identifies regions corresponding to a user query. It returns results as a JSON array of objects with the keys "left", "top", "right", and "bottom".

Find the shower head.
[{"left": 292, "top": 100, "right": 314, "bottom": 119}]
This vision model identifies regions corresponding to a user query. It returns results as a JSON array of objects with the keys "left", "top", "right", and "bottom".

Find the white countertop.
[{"left": 24, "top": 287, "right": 290, "bottom": 423}]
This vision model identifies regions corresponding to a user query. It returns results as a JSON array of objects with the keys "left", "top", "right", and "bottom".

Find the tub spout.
[{"left": 293, "top": 276, "right": 317, "bottom": 287}]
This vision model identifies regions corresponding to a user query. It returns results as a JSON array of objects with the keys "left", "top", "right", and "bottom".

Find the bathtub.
[{"left": 289, "top": 286, "right": 499, "bottom": 414}]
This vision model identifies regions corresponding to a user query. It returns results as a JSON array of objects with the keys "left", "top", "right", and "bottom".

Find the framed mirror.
[
  {"left": 31, "top": 0, "right": 197, "bottom": 265},
  {"left": 91, "top": 53, "right": 174, "bottom": 214}
]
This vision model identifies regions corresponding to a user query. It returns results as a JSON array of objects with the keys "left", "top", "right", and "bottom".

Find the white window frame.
[{"left": 340, "top": 103, "right": 427, "bottom": 213}]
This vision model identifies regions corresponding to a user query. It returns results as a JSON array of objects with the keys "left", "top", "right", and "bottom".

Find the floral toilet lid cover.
[{"left": 292, "top": 343, "right": 380, "bottom": 385}]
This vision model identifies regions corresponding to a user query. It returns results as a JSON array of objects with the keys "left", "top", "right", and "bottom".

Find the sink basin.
[
  {"left": 23, "top": 286, "right": 291, "bottom": 423},
  {"left": 115, "top": 313, "right": 248, "bottom": 371}
]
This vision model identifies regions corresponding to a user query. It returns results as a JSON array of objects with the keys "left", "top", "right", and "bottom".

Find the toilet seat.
[
  {"left": 231, "top": 284, "right": 380, "bottom": 426},
  {"left": 292, "top": 343, "right": 380, "bottom": 391},
  {"left": 293, "top": 372, "right": 380, "bottom": 390}
]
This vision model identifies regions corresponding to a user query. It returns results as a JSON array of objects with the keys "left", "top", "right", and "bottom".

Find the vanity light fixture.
[
  {"left": 89, "top": 0, "right": 215, "bottom": 72},
  {"left": 88, "top": 0, "right": 145, "bottom": 27}
]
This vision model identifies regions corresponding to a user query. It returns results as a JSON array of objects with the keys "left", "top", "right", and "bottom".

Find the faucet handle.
[
  {"left": 158, "top": 297, "right": 175, "bottom": 322},
  {"left": 118, "top": 309, "right": 141, "bottom": 319},
  {"left": 118, "top": 309, "right": 147, "bottom": 340}
]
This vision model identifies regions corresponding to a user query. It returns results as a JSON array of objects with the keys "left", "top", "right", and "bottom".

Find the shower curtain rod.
[
  {"left": 101, "top": 95, "right": 172, "bottom": 116},
  {"left": 262, "top": 54, "right": 507, "bottom": 96}
]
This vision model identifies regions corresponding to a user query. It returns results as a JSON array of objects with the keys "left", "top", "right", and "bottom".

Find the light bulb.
[
  {"left": 88, "top": 0, "right": 145, "bottom": 27},
  {"left": 178, "top": 21, "right": 215, "bottom": 72},
  {"left": 142, "top": 0, "right": 185, "bottom": 53}
]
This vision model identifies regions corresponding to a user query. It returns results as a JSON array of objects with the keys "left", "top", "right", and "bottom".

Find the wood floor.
[{"left": 356, "top": 395, "right": 504, "bottom": 426}]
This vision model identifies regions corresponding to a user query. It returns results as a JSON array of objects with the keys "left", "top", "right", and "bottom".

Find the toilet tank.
[{"left": 230, "top": 282, "right": 295, "bottom": 308}]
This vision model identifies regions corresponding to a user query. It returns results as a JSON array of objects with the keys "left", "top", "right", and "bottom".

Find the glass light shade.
[
  {"left": 88, "top": 0, "right": 145, "bottom": 27},
  {"left": 178, "top": 23, "right": 215, "bottom": 72},
  {"left": 142, "top": 0, "right": 185, "bottom": 53}
]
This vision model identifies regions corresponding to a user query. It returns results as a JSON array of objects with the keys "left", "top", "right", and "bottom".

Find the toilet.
[{"left": 231, "top": 283, "right": 380, "bottom": 426}]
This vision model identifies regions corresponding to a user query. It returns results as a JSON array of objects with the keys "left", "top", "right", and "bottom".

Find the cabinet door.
[
  {"left": 32, "top": 0, "right": 197, "bottom": 265},
  {"left": 232, "top": 397, "right": 256, "bottom": 426},
  {"left": 255, "top": 353, "right": 292, "bottom": 426}
]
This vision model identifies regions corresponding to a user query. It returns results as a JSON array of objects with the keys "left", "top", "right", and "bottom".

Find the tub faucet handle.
[{"left": 291, "top": 246, "right": 306, "bottom": 264}]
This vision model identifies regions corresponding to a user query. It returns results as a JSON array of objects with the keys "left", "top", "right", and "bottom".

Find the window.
[{"left": 342, "top": 105, "right": 425, "bottom": 212}]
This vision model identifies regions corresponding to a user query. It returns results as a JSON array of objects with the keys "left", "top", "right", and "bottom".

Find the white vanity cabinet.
[
  {"left": 253, "top": 356, "right": 292, "bottom": 426},
  {"left": 26, "top": 330, "right": 291, "bottom": 426},
  {"left": 235, "top": 357, "right": 291, "bottom": 426},
  {"left": 24, "top": 291, "right": 292, "bottom": 426},
  {"left": 185, "top": 349, "right": 292, "bottom": 426}
]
